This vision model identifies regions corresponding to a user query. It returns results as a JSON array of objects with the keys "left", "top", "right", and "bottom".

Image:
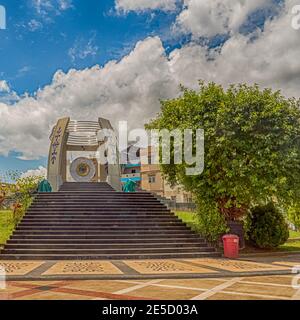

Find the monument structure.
[
  {"left": 47, "top": 117, "right": 122, "bottom": 191},
  {"left": 0, "top": 118, "right": 218, "bottom": 260}
]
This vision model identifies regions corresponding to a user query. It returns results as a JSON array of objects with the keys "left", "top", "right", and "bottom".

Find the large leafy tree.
[{"left": 146, "top": 82, "right": 300, "bottom": 224}]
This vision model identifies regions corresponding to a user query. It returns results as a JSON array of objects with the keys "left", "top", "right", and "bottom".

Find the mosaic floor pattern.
[
  {"left": 0, "top": 255, "right": 297, "bottom": 280},
  {"left": 123, "top": 260, "right": 217, "bottom": 274},
  {"left": 42, "top": 261, "right": 123, "bottom": 275},
  {"left": 0, "top": 261, "right": 44, "bottom": 275},
  {"left": 184, "top": 258, "right": 291, "bottom": 272}
]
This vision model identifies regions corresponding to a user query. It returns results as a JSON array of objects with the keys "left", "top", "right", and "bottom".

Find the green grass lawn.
[
  {"left": 0, "top": 210, "right": 14, "bottom": 245},
  {"left": 175, "top": 211, "right": 200, "bottom": 232},
  {"left": 279, "top": 241, "right": 300, "bottom": 251},
  {"left": 289, "top": 230, "right": 300, "bottom": 239},
  {"left": 175, "top": 211, "right": 197, "bottom": 223}
]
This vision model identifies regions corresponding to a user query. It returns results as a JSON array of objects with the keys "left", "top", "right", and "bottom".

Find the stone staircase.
[{"left": 0, "top": 182, "right": 219, "bottom": 260}]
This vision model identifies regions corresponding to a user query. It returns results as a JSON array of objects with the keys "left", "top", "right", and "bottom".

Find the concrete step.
[
  {"left": 1, "top": 246, "right": 215, "bottom": 255},
  {"left": 7, "top": 238, "right": 205, "bottom": 244},
  {"left": 33, "top": 200, "right": 160, "bottom": 204},
  {"left": 4, "top": 242, "right": 209, "bottom": 249},
  {"left": 16, "top": 224, "right": 190, "bottom": 232},
  {"left": 12, "top": 230, "right": 194, "bottom": 235},
  {"left": 20, "top": 221, "right": 180, "bottom": 225},
  {"left": 9, "top": 234, "right": 201, "bottom": 240},
  {"left": 19, "top": 221, "right": 184, "bottom": 226},
  {"left": 21, "top": 216, "right": 179, "bottom": 221},
  {"left": 0, "top": 252, "right": 220, "bottom": 260},
  {"left": 30, "top": 204, "right": 166, "bottom": 208},
  {"left": 27, "top": 208, "right": 171, "bottom": 212},
  {"left": 21, "top": 217, "right": 176, "bottom": 221},
  {"left": 26, "top": 211, "right": 171, "bottom": 215},
  {"left": 37, "top": 191, "right": 154, "bottom": 198}
]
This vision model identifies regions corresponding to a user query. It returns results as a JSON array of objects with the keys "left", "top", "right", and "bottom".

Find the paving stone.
[
  {"left": 0, "top": 261, "right": 44, "bottom": 275},
  {"left": 123, "top": 259, "right": 218, "bottom": 274},
  {"left": 42, "top": 261, "right": 123, "bottom": 275},
  {"left": 184, "top": 258, "right": 291, "bottom": 272}
]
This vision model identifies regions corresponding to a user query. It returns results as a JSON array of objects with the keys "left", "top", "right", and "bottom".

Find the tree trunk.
[{"left": 227, "top": 221, "right": 245, "bottom": 249}]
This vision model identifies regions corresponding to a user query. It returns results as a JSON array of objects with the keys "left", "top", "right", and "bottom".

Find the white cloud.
[
  {"left": 0, "top": 0, "right": 299, "bottom": 161},
  {"left": 68, "top": 35, "right": 99, "bottom": 63},
  {"left": 175, "top": 0, "right": 274, "bottom": 38},
  {"left": 20, "top": 166, "right": 47, "bottom": 178},
  {"left": 115, "top": 0, "right": 178, "bottom": 13},
  {"left": 169, "top": 0, "right": 300, "bottom": 97},
  {"left": 16, "top": 66, "right": 32, "bottom": 78},
  {"left": 58, "top": 0, "right": 73, "bottom": 11},
  {"left": 0, "top": 81, "right": 19, "bottom": 104},
  {"left": 28, "top": 19, "right": 43, "bottom": 31},
  {"left": 32, "top": 0, "right": 73, "bottom": 17},
  {"left": 0, "top": 37, "right": 178, "bottom": 159},
  {"left": 0, "top": 80, "right": 9, "bottom": 92}
]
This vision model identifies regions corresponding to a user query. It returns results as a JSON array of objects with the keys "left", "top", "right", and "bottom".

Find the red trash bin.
[{"left": 222, "top": 234, "right": 239, "bottom": 259}]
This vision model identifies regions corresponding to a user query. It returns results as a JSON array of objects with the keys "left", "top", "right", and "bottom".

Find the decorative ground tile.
[
  {"left": 228, "top": 282, "right": 296, "bottom": 298},
  {"left": 241, "top": 275, "right": 294, "bottom": 285},
  {"left": 0, "top": 275, "right": 297, "bottom": 300},
  {"left": 16, "top": 291, "right": 98, "bottom": 300},
  {"left": 42, "top": 261, "right": 123, "bottom": 275},
  {"left": 0, "top": 261, "right": 44, "bottom": 275},
  {"left": 206, "top": 292, "right": 277, "bottom": 300},
  {"left": 184, "top": 258, "right": 290, "bottom": 272},
  {"left": 63, "top": 280, "right": 134, "bottom": 293},
  {"left": 272, "top": 261, "right": 300, "bottom": 267},
  {"left": 128, "top": 285, "right": 200, "bottom": 300},
  {"left": 123, "top": 259, "right": 218, "bottom": 274},
  {"left": 160, "top": 278, "right": 228, "bottom": 290}
]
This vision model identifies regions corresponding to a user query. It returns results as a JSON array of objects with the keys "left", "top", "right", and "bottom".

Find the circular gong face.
[
  {"left": 70, "top": 157, "right": 96, "bottom": 182},
  {"left": 76, "top": 163, "right": 90, "bottom": 177}
]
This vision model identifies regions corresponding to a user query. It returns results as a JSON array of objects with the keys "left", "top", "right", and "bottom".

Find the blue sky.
[
  {"left": 0, "top": 0, "right": 297, "bottom": 179},
  {"left": 0, "top": 0, "right": 179, "bottom": 95},
  {"left": 0, "top": 0, "right": 180, "bottom": 177}
]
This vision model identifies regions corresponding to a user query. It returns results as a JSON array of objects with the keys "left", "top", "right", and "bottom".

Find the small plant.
[
  {"left": 246, "top": 203, "right": 289, "bottom": 249},
  {"left": 11, "top": 202, "right": 23, "bottom": 225},
  {"left": 1, "top": 171, "right": 43, "bottom": 227},
  {"left": 194, "top": 199, "right": 229, "bottom": 243}
]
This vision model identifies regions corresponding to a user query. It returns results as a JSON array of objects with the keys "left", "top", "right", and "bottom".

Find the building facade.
[
  {"left": 140, "top": 146, "right": 194, "bottom": 203},
  {"left": 120, "top": 144, "right": 141, "bottom": 189}
]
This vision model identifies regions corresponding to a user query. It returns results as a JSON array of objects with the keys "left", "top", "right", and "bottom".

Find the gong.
[{"left": 70, "top": 157, "right": 96, "bottom": 182}]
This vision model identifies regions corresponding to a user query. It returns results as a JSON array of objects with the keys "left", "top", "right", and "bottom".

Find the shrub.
[
  {"left": 246, "top": 203, "right": 289, "bottom": 249},
  {"left": 195, "top": 199, "right": 229, "bottom": 243}
]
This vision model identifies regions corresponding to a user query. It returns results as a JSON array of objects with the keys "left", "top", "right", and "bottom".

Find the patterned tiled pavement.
[
  {"left": 0, "top": 255, "right": 300, "bottom": 300},
  {"left": 1, "top": 275, "right": 300, "bottom": 300}
]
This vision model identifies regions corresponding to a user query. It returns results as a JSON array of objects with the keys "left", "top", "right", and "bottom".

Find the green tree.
[{"left": 146, "top": 82, "right": 300, "bottom": 239}]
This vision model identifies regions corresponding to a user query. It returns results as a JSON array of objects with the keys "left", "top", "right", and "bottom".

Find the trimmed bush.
[
  {"left": 195, "top": 199, "right": 229, "bottom": 244},
  {"left": 246, "top": 203, "right": 289, "bottom": 249}
]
